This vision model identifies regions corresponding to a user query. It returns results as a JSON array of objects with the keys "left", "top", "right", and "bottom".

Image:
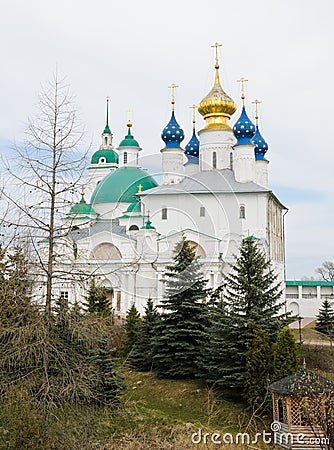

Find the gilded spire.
[
  {"left": 190, "top": 104, "right": 197, "bottom": 129},
  {"left": 237, "top": 77, "right": 248, "bottom": 107},
  {"left": 198, "top": 43, "right": 237, "bottom": 131},
  {"left": 252, "top": 99, "right": 262, "bottom": 126},
  {"left": 211, "top": 42, "right": 222, "bottom": 85},
  {"left": 127, "top": 108, "right": 132, "bottom": 128},
  {"left": 168, "top": 83, "right": 179, "bottom": 111}
]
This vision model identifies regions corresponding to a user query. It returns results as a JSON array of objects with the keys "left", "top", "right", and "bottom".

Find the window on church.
[
  {"left": 60, "top": 291, "right": 69, "bottom": 305},
  {"left": 123, "top": 152, "right": 128, "bottom": 164},
  {"left": 200, "top": 206, "right": 205, "bottom": 217},
  {"left": 162, "top": 208, "right": 167, "bottom": 220},
  {"left": 230, "top": 152, "right": 233, "bottom": 170},
  {"left": 240, "top": 205, "right": 246, "bottom": 219},
  {"left": 129, "top": 225, "right": 139, "bottom": 231},
  {"left": 104, "top": 136, "right": 108, "bottom": 145},
  {"left": 99, "top": 157, "right": 106, "bottom": 164},
  {"left": 213, "top": 151, "right": 217, "bottom": 169}
]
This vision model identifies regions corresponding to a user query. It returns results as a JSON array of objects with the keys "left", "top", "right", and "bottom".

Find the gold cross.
[
  {"left": 168, "top": 83, "right": 179, "bottom": 107},
  {"left": 237, "top": 77, "right": 248, "bottom": 103},
  {"left": 190, "top": 104, "right": 197, "bottom": 124},
  {"left": 137, "top": 184, "right": 143, "bottom": 193},
  {"left": 252, "top": 99, "right": 262, "bottom": 125},
  {"left": 127, "top": 108, "right": 132, "bottom": 127},
  {"left": 211, "top": 42, "right": 222, "bottom": 68},
  {"left": 81, "top": 185, "right": 85, "bottom": 196}
]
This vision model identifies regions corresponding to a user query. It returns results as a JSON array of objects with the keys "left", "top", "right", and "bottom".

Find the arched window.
[
  {"left": 200, "top": 206, "right": 205, "bottom": 217},
  {"left": 104, "top": 136, "right": 108, "bottom": 145},
  {"left": 162, "top": 207, "right": 167, "bottom": 220},
  {"left": 240, "top": 205, "right": 246, "bottom": 219},
  {"left": 123, "top": 152, "right": 128, "bottom": 164},
  {"left": 99, "top": 157, "right": 106, "bottom": 164},
  {"left": 90, "top": 243, "right": 122, "bottom": 260},
  {"left": 230, "top": 151, "right": 233, "bottom": 170},
  {"left": 129, "top": 225, "right": 139, "bottom": 231},
  {"left": 212, "top": 151, "right": 217, "bottom": 169}
]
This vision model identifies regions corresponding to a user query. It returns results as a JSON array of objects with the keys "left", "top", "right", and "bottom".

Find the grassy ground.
[{"left": 291, "top": 319, "right": 333, "bottom": 344}]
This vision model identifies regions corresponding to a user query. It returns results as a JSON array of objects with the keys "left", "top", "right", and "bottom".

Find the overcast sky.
[{"left": 1, "top": 0, "right": 333, "bottom": 279}]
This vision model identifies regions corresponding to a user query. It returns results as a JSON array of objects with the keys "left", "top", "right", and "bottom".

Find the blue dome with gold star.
[
  {"left": 233, "top": 106, "right": 256, "bottom": 145},
  {"left": 251, "top": 125, "right": 268, "bottom": 160},
  {"left": 161, "top": 111, "right": 184, "bottom": 148},
  {"left": 185, "top": 129, "right": 200, "bottom": 158}
]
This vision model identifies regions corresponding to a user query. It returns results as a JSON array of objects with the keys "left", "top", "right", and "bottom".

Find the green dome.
[
  {"left": 126, "top": 199, "right": 141, "bottom": 213},
  {"left": 91, "top": 149, "right": 119, "bottom": 165},
  {"left": 119, "top": 127, "right": 140, "bottom": 148},
  {"left": 69, "top": 195, "right": 96, "bottom": 216},
  {"left": 91, "top": 166, "right": 158, "bottom": 204}
]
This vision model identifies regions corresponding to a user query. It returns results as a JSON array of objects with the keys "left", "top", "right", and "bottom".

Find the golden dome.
[{"left": 198, "top": 65, "right": 237, "bottom": 131}]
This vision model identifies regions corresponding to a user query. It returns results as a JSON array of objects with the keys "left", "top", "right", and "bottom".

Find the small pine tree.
[
  {"left": 121, "top": 303, "right": 141, "bottom": 356},
  {"left": 244, "top": 328, "right": 272, "bottom": 411},
  {"left": 315, "top": 299, "right": 334, "bottom": 336},
  {"left": 85, "top": 279, "right": 111, "bottom": 316},
  {"left": 128, "top": 298, "right": 160, "bottom": 371},
  {"left": 153, "top": 236, "right": 210, "bottom": 379},
  {"left": 207, "top": 237, "right": 288, "bottom": 392},
  {"left": 272, "top": 327, "right": 298, "bottom": 382}
]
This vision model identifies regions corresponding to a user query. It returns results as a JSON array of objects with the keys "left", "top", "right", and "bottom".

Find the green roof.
[
  {"left": 119, "top": 127, "right": 140, "bottom": 148},
  {"left": 142, "top": 218, "right": 155, "bottom": 230},
  {"left": 69, "top": 195, "right": 96, "bottom": 216},
  {"left": 126, "top": 199, "right": 141, "bottom": 213},
  {"left": 91, "top": 149, "right": 119, "bottom": 164},
  {"left": 286, "top": 280, "right": 334, "bottom": 286},
  {"left": 91, "top": 166, "right": 158, "bottom": 204}
]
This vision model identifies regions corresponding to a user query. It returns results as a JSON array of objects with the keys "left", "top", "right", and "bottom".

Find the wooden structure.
[{"left": 269, "top": 369, "right": 334, "bottom": 449}]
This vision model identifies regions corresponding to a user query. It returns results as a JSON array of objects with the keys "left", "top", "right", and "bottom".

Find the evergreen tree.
[
  {"left": 121, "top": 303, "right": 142, "bottom": 356},
  {"left": 272, "top": 327, "right": 298, "bottom": 382},
  {"left": 128, "top": 298, "right": 160, "bottom": 371},
  {"left": 207, "top": 237, "right": 288, "bottom": 392},
  {"left": 153, "top": 236, "right": 210, "bottom": 379},
  {"left": 85, "top": 279, "right": 111, "bottom": 316},
  {"left": 315, "top": 299, "right": 334, "bottom": 336},
  {"left": 244, "top": 328, "right": 272, "bottom": 411}
]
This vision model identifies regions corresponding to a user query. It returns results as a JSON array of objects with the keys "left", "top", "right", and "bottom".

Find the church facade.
[{"left": 38, "top": 49, "right": 287, "bottom": 315}]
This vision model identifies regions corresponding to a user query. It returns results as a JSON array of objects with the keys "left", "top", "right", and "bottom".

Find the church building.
[{"left": 38, "top": 45, "right": 287, "bottom": 314}]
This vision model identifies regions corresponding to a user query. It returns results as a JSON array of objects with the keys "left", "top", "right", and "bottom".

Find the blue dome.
[
  {"left": 161, "top": 111, "right": 184, "bottom": 148},
  {"left": 233, "top": 106, "right": 256, "bottom": 145},
  {"left": 251, "top": 125, "right": 268, "bottom": 160},
  {"left": 185, "top": 129, "right": 200, "bottom": 157}
]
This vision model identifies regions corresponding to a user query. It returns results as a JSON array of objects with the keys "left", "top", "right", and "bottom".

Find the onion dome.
[
  {"left": 198, "top": 44, "right": 237, "bottom": 131},
  {"left": 251, "top": 126, "right": 268, "bottom": 160},
  {"left": 91, "top": 166, "right": 158, "bottom": 204},
  {"left": 119, "top": 121, "right": 140, "bottom": 148},
  {"left": 250, "top": 99, "right": 268, "bottom": 160},
  {"left": 91, "top": 149, "right": 118, "bottom": 164},
  {"left": 66, "top": 190, "right": 97, "bottom": 220},
  {"left": 161, "top": 83, "right": 184, "bottom": 148},
  {"left": 126, "top": 198, "right": 141, "bottom": 213},
  {"left": 185, "top": 105, "right": 200, "bottom": 160},
  {"left": 233, "top": 107, "right": 256, "bottom": 145},
  {"left": 161, "top": 110, "right": 184, "bottom": 148}
]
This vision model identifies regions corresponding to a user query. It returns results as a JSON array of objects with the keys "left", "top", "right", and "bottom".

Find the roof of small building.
[
  {"left": 286, "top": 280, "right": 334, "bottom": 287},
  {"left": 269, "top": 369, "right": 334, "bottom": 395}
]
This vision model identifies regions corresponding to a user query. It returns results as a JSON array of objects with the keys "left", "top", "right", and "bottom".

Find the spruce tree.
[
  {"left": 272, "top": 327, "right": 298, "bottom": 382},
  {"left": 244, "top": 328, "right": 272, "bottom": 411},
  {"left": 152, "top": 236, "right": 210, "bottom": 379},
  {"left": 121, "top": 303, "right": 142, "bottom": 356},
  {"left": 207, "top": 237, "right": 288, "bottom": 392},
  {"left": 315, "top": 299, "right": 334, "bottom": 336},
  {"left": 85, "top": 279, "right": 111, "bottom": 316},
  {"left": 128, "top": 298, "right": 160, "bottom": 371}
]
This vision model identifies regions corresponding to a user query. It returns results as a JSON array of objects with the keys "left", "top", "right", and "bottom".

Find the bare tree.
[
  {"left": 316, "top": 261, "right": 334, "bottom": 282},
  {"left": 2, "top": 72, "right": 88, "bottom": 408}
]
